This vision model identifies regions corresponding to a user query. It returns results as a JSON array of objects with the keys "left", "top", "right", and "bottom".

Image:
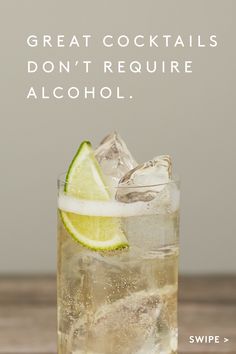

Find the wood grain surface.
[{"left": 0, "top": 275, "right": 235, "bottom": 354}]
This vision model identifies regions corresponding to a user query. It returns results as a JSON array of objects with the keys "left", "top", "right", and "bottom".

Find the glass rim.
[{"left": 57, "top": 172, "right": 180, "bottom": 190}]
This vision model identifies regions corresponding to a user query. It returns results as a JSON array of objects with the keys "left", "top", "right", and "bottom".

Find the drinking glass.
[{"left": 57, "top": 178, "right": 180, "bottom": 354}]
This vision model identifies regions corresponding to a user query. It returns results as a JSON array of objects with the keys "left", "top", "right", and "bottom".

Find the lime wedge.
[
  {"left": 60, "top": 141, "right": 128, "bottom": 251},
  {"left": 64, "top": 141, "right": 110, "bottom": 201}
]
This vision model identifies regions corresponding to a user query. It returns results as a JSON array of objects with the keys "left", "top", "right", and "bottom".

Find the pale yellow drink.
[{"left": 57, "top": 196, "right": 179, "bottom": 354}]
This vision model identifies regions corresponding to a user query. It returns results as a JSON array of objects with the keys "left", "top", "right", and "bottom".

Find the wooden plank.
[
  {"left": 0, "top": 275, "right": 56, "bottom": 305},
  {"left": 179, "top": 302, "right": 236, "bottom": 352},
  {"left": 0, "top": 276, "right": 235, "bottom": 353},
  {"left": 1, "top": 275, "right": 236, "bottom": 305},
  {"left": 179, "top": 275, "right": 236, "bottom": 304},
  {"left": 0, "top": 302, "right": 235, "bottom": 353},
  {"left": 0, "top": 304, "right": 57, "bottom": 353}
]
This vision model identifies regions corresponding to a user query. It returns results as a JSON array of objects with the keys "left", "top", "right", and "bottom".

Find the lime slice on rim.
[{"left": 60, "top": 141, "right": 128, "bottom": 251}]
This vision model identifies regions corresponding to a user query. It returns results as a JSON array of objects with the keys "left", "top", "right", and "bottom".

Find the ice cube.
[
  {"left": 91, "top": 290, "right": 162, "bottom": 354},
  {"left": 116, "top": 155, "right": 172, "bottom": 203},
  {"left": 69, "top": 286, "right": 177, "bottom": 354},
  {"left": 135, "top": 336, "right": 158, "bottom": 354},
  {"left": 95, "top": 132, "right": 137, "bottom": 191}
]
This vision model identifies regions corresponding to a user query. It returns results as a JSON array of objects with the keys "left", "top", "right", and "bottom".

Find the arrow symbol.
[{"left": 224, "top": 338, "right": 229, "bottom": 343}]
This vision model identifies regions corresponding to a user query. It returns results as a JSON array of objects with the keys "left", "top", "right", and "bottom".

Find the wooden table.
[{"left": 0, "top": 275, "right": 235, "bottom": 353}]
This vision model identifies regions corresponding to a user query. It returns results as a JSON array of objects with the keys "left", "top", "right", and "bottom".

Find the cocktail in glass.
[{"left": 57, "top": 178, "right": 179, "bottom": 354}]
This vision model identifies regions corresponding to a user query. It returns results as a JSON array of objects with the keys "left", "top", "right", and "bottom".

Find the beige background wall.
[{"left": 0, "top": 0, "right": 235, "bottom": 274}]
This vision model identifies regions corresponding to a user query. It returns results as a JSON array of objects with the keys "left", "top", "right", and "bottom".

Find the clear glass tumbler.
[{"left": 57, "top": 178, "right": 180, "bottom": 354}]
